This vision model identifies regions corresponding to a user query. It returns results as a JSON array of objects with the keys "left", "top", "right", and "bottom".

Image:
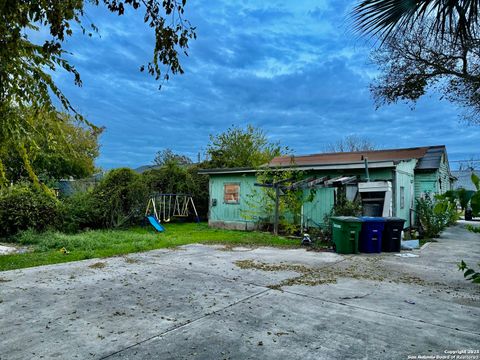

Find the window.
[
  {"left": 400, "top": 186, "right": 405, "bottom": 209},
  {"left": 224, "top": 183, "right": 240, "bottom": 204}
]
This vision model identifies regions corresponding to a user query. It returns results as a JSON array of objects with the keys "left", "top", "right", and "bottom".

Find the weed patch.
[{"left": 235, "top": 257, "right": 428, "bottom": 289}]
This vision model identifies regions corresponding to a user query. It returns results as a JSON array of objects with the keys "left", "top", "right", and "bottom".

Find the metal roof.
[
  {"left": 269, "top": 145, "right": 446, "bottom": 169},
  {"left": 415, "top": 146, "right": 446, "bottom": 170},
  {"left": 198, "top": 146, "right": 448, "bottom": 175},
  {"left": 198, "top": 161, "right": 395, "bottom": 175},
  {"left": 451, "top": 170, "right": 479, "bottom": 191}
]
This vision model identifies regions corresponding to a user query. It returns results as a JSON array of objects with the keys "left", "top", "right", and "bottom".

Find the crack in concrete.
[
  {"left": 282, "top": 289, "right": 480, "bottom": 337},
  {"left": 99, "top": 288, "right": 271, "bottom": 359}
]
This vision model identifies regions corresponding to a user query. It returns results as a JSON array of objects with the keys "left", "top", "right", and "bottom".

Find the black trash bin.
[
  {"left": 382, "top": 217, "right": 406, "bottom": 252},
  {"left": 465, "top": 208, "right": 473, "bottom": 221}
]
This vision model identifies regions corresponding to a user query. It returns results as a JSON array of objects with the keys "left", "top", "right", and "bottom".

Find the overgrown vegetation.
[
  {"left": 458, "top": 260, "right": 480, "bottom": 284},
  {"left": 466, "top": 225, "right": 480, "bottom": 234},
  {"left": 321, "top": 194, "right": 362, "bottom": 243},
  {"left": 0, "top": 184, "right": 59, "bottom": 238},
  {"left": 0, "top": 223, "right": 295, "bottom": 271},
  {"left": 416, "top": 195, "right": 459, "bottom": 239},
  {"left": 206, "top": 124, "right": 288, "bottom": 168},
  {"left": 242, "top": 168, "right": 309, "bottom": 235}
]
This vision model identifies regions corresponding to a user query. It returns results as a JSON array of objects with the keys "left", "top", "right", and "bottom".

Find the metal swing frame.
[{"left": 148, "top": 193, "right": 199, "bottom": 223}]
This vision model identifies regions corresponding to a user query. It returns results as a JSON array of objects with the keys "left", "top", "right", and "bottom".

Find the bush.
[
  {"left": 59, "top": 190, "right": 99, "bottom": 233},
  {"left": 59, "top": 168, "right": 149, "bottom": 231},
  {"left": 90, "top": 168, "right": 149, "bottom": 229},
  {"left": 416, "top": 196, "right": 458, "bottom": 239},
  {"left": 322, "top": 196, "right": 362, "bottom": 242},
  {"left": 466, "top": 225, "right": 480, "bottom": 233},
  {"left": 0, "top": 184, "right": 59, "bottom": 238}
]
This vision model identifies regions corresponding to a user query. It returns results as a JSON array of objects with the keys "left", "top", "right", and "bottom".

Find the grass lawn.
[{"left": 0, "top": 222, "right": 297, "bottom": 272}]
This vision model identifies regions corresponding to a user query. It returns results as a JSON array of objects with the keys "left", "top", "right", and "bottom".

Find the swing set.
[{"left": 145, "top": 194, "right": 200, "bottom": 232}]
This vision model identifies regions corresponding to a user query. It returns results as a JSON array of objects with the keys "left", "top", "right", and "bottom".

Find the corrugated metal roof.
[
  {"left": 269, "top": 145, "right": 446, "bottom": 169},
  {"left": 415, "top": 146, "right": 446, "bottom": 170},
  {"left": 452, "top": 170, "right": 479, "bottom": 190}
]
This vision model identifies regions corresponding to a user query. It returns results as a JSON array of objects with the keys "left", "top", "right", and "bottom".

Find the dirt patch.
[
  {"left": 123, "top": 257, "right": 139, "bottom": 264},
  {"left": 235, "top": 256, "right": 429, "bottom": 289},
  {"left": 218, "top": 244, "right": 256, "bottom": 252},
  {"left": 89, "top": 262, "right": 107, "bottom": 269}
]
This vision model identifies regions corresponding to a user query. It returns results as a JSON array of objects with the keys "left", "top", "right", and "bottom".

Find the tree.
[
  {"left": 325, "top": 135, "right": 378, "bottom": 152},
  {"left": 0, "top": 1, "right": 196, "bottom": 185},
  {"left": 352, "top": 0, "right": 480, "bottom": 45},
  {"left": 1, "top": 1, "right": 195, "bottom": 117},
  {"left": 0, "top": 108, "right": 102, "bottom": 184},
  {"left": 370, "top": 23, "right": 480, "bottom": 123},
  {"left": 207, "top": 125, "right": 288, "bottom": 168},
  {"left": 154, "top": 149, "right": 192, "bottom": 166}
]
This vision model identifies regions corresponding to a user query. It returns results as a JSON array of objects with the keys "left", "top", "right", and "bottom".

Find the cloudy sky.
[{"left": 54, "top": 0, "right": 480, "bottom": 170}]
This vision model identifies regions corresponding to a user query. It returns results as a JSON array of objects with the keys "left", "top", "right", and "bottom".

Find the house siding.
[
  {"left": 394, "top": 160, "right": 417, "bottom": 227},
  {"left": 302, "top": 187, "right": 335, "bottom": 228},
  {"left": 204, "top": 147, "right": 453, "bottom": 231},
  {"left": 207, "top": 168, "right": 394, "bottom": 230},
  {"left": 208, "top": 174, "right": 261, "bottom": 230},
  {"left": 437, "top": 154, "right": 452, "bottom": 194},
  {"left": 414, "top": 155, "right": 452, "bottom": 200}
]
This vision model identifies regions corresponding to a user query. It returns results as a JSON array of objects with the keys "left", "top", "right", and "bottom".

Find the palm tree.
[{"left": 353, "top": 0, "right": 480, "bottom": 44}]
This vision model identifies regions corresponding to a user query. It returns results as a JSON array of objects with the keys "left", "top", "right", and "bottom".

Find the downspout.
[{"left": 364, "top": 157, "right": 370, "bottom": 182}]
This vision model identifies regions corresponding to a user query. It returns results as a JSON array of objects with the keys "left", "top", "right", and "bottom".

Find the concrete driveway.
[{"left": 1, "top": 223, "right": 479, "bottom": 360}]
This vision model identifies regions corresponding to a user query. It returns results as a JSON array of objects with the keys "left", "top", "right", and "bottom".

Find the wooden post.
[{"left": 274, "top": 186, "right": 280, "bottom": 236}]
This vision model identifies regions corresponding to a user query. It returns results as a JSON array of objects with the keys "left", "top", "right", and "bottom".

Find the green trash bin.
[{"left": 331, "top": 216, "right": 362, "bottom": 254}]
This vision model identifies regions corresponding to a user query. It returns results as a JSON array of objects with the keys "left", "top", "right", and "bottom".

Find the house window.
[
  {"left": 224, "top": 183, "right": 240, "bottom": 204},
  {"left": 400, "top": 186, "right": 405, "bottom": 209}
]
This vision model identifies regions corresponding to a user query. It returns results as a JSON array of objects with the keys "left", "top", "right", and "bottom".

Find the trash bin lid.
[
  {"left": 331, "top": 216, "right": 362, "bottom": 222},
  {"left": 383, "top": 217, "right": 406, "bottom": 223},
  {"left": 358, "top": 216, "right": 385, "bottom": 222}
]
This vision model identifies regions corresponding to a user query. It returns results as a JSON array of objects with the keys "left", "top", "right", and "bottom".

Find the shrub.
[
  {"left": 433, "top": 197, "right": 460, "bottom": 227},
  {"left": 59, "top": 190, "right": 99, "bottom": 233},
  {"left": 0, "top": 184, "right": 59, "bottom": 238},
  {"left": 322, "top": 196, "right": 362, "bottom": 242},
  {"left": 91, "top": 168, "right": 149, "bottom": 228},
  {"left": 416, "top": 196, "right": 457, "bottom": 239},
  {"left": 466, "top": 225, "right": 480, "bottom": 233},
  {"left": 59, "top": 168, "right": 149, "bottom": 231}
]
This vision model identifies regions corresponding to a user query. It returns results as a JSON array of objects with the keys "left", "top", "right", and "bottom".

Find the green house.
[{"left": 199, "top": 145, "right": 455, "bottom": 231}]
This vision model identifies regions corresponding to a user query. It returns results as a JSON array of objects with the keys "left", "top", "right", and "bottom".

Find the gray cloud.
[{"left": 52, "top": 0, "right": 480, "bottom": 169}]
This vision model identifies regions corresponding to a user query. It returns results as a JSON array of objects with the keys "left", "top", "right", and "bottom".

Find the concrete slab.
[
  {"left": 109, "top": 291, "right": 480, "bottom": 360},
  {"left": 0, "top": 245, "right": 19, "bottom": 255},
  {"left": 0, "top": 223, "right": 479, "bottom": 359}
]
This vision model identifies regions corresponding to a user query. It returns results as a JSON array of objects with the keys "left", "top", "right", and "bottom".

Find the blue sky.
[{"left": 54, "top": 0, "right": 480, "bottom": 169}]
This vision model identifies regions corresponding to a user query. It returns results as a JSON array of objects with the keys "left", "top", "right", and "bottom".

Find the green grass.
[{"left": 0, "top": 223, "right": 297, "bottom": 271}]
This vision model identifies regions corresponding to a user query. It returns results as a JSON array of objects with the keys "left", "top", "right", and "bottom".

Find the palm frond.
[{"left": 352, "top": 0, "right": 480, "bottom": 44}]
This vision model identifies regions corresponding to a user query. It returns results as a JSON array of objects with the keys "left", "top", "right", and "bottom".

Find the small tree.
[
  {"left": 242, "top": 168, "right": 310, "bottom": 235},
  {"left": 207, "top": 125, "right": 288, "bottom": 168},
  {"left": 154, "top": 149, "right": 192, "bottom": 166}
]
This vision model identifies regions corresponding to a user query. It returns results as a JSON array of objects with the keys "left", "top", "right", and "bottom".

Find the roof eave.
[{"left": 199, "top": 160, "right": 396, "bottom": 175}]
